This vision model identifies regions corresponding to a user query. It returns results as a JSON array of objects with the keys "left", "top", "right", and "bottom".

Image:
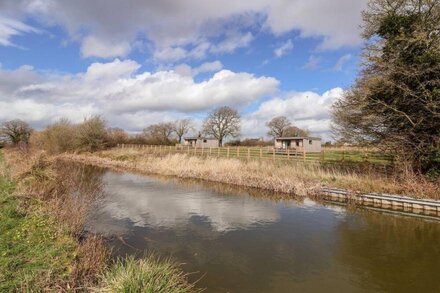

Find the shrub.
[
  {"left": 33, "top": 118, "right": 78, "bottom": 154},
  {"left": 76, "top": 116, "right": 108, "bottom": 152}
]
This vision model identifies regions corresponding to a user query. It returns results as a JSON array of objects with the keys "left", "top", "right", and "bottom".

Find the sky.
[{"left": 0, "top": 0, "right": 367, "bottom": 141}]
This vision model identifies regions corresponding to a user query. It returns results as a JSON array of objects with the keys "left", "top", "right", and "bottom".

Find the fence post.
[
  {"left": 260, "top": 148, "right": 262, "bottom": 158},
  {"left": 188, "top": 146, "right": 190, "bottom": 154},
  {"left": 273, "top": 147, "right": 275, "bottom": 161},
  {"left": 247, "top": 148, "right": 250, "bottom": 160},
  {"left": 217, "top": 147, "right": 220, "bottom": 157},
  {"left": 227, "top": 147, "right": 230, "bottom": 158},
  {"left": 209, "top": 147, "right": 212, "bottom": 156},
  {"left": 303, "top": 149, "right": 306, "bottom": 162},
  {"left": 201, "top": 146, "right": 204, "bottom": 156},
  {"left": 342, "top": 150, "right": 345, "bottom": 162},
  {"left": 321, "top": 149, "right": 325, "bottom": 162},
  {"left": 237, "top": 147, "right": 240, "bottom": 157},
  {"left": 287, "top": 148, "right": 290, "bottom": 160}
]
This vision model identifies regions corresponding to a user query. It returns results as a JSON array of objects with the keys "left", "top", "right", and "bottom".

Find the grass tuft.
[{"left": 94, "top": 254, "right": 203, "bottom": 293}]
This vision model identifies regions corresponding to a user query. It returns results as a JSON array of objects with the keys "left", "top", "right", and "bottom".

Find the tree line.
[{"left": 1, "top": 107, "right": 309, "bottom": 151}]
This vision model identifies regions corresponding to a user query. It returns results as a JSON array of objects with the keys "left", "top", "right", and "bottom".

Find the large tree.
[
  {"left": 173, "top": 119, "right": 193, "bottom": 143},
  {"left": 266, "top": 116, "right": 291, "bottom": 138},
  {"left": 331, "top": 0, "right": 440, "bottom": 174},
  {"left": 203, "top": 106, "right": 240, "bottom": 146},
  {"left": 1, "top": 119, "right": 32, "bottom": 146},
  {"left": 143, "top": 122, "right": 175, "bottom": 144}
]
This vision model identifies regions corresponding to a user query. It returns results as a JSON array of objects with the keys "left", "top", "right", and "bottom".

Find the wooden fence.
[{"left": 116, "top": 144, "right": 393, "bottom": 166}]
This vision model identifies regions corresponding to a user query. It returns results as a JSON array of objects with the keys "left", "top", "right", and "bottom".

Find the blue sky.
[{"left": 0, "top": 0, "right": 366, "bottom": 140}]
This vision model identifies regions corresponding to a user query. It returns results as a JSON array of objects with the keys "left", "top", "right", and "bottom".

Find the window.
[
  {"left": 203, "top": 139, "right": 207, "bottom": 143},
  {"left": 309, "top": 140, "right": 313, "bottom": 145}
]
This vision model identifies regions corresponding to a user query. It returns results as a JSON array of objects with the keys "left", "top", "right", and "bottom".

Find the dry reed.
[{"left": 59, "top": 148, "right": 439, "bottom": 199}]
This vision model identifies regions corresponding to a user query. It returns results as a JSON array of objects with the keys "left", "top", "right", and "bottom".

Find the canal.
[{"left": 84, "top": 167, "right": 440, "bottom": 293}]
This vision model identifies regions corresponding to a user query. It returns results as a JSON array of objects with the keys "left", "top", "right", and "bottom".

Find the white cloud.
[
  {"left": 0, "top": 16, "right": 40, "bottom": 47},
  {"left": 0, "top": 60, "right": 343, "bottom": 139},
  {"left": 81, "top": 36, "right": 131, "bottom": 58},
  {"left": 333, "top": 54, "right": 352, "bottom": 71},
  {"left": 1, "top": 0, "right": 366, "bottom": 57},
  {"left": 153, "top": 46, "right": 188, "bottom": 62},
  {"left": 210, "top": 31, "right": 254, "bottom": 54},
  {"left": 0, "top": 59, "right": 278, "bottom": 131},
  {"left": 265, "top": 0, "right": 366, "bottom": 50},
  {"left": 174, "top": 61, "right": 223, "bottom": 77},
  {"left": 242, "top": 88, "right": 344, "bottom": 139},
  {"left": 274, "top": 39, "right": 293, "bottom": 57}
]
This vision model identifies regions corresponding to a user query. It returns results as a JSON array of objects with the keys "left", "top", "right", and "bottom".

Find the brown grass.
[
  {"left": 3, "top": 148, "right": 109, "bottom": 289},
  {"left": 59, "top": 148, "right": 439, "bottom": 199}
]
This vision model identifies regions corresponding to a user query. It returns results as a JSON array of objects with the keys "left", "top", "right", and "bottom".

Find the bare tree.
[
  {"left": 173, "top": 119, "right": 193, "bottom": 143},
  {"left": 143, "top": 122, "right": 175, "bottom": 144},
  {"left": 284, "top": 126, "right": 310, "bottom": 137},
  {"left": 107, "top": 127, "right": 129, "bottom": 147},
  {"left": 202, "top": 106, "right": 240, "bottom": 146},
  {"left": 266, "top": 116, "right": 291, "bottom": 138},
  {"left": 1, "top": 119, "right": 32, "bottom": 146}
]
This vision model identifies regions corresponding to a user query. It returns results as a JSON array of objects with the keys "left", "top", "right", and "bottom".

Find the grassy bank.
[
  {"left": 59, "top": 148, "right": 439, "bottom": 199},
  {"left": 0, "top": 149, "right": 107, "bottom": 291},
  {"left": 0, "top": 148, "right": 201, "bottom": 292}
]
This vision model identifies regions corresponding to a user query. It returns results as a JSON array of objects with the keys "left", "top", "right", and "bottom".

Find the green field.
[{"left": 120, "top": 145, "right": 393, "bottom": 166}]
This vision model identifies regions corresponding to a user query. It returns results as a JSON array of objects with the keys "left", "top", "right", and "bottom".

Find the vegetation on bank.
[
  {"left": 0, "top": 151, "right": 76, "bottom": 290},
  {"left": 0, "top": 148, "right": 201, "bottom": 292},
  {"left": 0, "top": 149, "right": 107, "bottom": 291},
  {"left": 59, "top": 148, "right": 439, "bottom": 199}
]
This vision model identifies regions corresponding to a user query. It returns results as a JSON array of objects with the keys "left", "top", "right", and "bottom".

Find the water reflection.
[
  {"left": 82, "top": 167, "right": 440, "bottom": 293},
  {"left": 88, "top": 172, "right": 281, "bottom": 234}
]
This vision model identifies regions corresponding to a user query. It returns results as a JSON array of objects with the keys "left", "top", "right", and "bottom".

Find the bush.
[
  {"left": 32, "top": 118, "right": 78, "bottom": 154},
  {"left": 76, "top": 116, "right": 108, "bottom": 152}
]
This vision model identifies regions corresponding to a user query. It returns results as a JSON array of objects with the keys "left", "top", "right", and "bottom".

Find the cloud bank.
[
  {"left": 0, "top": 59, "right": 342, "bottom": 139},
  {"left": 0, "top": 0, "right": 366, "bottom": 59}
]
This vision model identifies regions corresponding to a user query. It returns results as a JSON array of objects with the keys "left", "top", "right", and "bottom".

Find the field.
[{"left": 118, "top": 144, "right": 393, "bottom": 166}]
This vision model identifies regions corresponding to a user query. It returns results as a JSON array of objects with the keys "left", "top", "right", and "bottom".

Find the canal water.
[{"left": 85, "top": 167, "right": 440, "bottom": 293}]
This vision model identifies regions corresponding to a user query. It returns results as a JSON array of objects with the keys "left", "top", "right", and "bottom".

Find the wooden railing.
[{"left": 116, "top": 144, "right": 393, "bottom": 166}]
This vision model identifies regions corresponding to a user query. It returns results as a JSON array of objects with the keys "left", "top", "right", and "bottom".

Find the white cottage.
[
  {"left": 274, "top": 137, "right": 321, "bottom": 153},
  {"left": 182, "top": 137, "right": 219, "bottom": 148}
]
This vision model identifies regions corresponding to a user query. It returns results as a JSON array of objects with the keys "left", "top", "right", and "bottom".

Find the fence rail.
[{"left": 116, "top": 144, "right": 393, "bottom": 167}]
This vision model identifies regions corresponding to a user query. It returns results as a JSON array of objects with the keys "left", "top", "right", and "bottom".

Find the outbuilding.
[
  {"left": 182, "top": 137, "right": 219, "bottom": 148},
  {"left": 274, "top": 137, "right": 321, "bottom": 153}
]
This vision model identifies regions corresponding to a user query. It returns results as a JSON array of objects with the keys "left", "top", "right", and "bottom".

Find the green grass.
[
  {"left": 94, "top": 255, "right": 202, "bottom": 293},
  {"left": 0, "top": 151, "right": 77, "bottom": 291}
]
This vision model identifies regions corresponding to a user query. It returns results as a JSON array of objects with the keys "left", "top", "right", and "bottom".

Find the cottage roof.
[
  {"left": 183, "top": 136, "right": 217, "bottom": 140},
  {"left": 275, "top": 136, "right": 321, "bottom": 140}
]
